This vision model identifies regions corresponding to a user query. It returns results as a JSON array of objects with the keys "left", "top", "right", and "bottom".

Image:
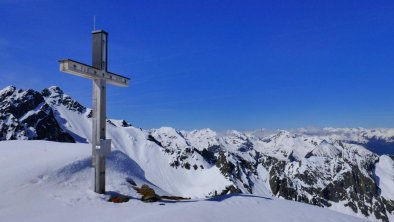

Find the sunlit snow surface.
[{"left": 0, "top": 141, "right": 367, "bottom": 222}]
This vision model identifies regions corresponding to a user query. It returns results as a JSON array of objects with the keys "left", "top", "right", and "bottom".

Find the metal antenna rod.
[{"left": 93, "top": 16, "right": 96, "bottom": 31}]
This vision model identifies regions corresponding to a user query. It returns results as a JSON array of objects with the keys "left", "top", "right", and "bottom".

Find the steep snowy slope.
[
  {"left": 375, "top": 155, "right": 394, "bottom": 200},
  {"left": 40, "top": 87, "right": 234, "bottom": 198},
  {"left": 0, "top": 141, "right": 367, "bottom": 222}
]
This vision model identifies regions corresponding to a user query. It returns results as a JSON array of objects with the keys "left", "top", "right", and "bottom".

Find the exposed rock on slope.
[{"left": 0, "top": 86, "right": 74, "bottom": 142}]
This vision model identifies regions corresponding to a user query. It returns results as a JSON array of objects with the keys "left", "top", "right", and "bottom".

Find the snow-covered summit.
[
  {"left": 0, "top": 85, "right": 16, "bottom": 97},
  {"left": 0, "top": 85, "right": 394, "bottom": 221},
  {"left": 0, "top": 140, "right": 367, "bottom": 222}
]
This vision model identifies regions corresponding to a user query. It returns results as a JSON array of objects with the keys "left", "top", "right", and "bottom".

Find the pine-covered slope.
[{"left": 0, "top": 86, "right": 393, "bottom": 221}]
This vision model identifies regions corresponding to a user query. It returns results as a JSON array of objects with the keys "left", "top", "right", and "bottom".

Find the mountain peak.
[
  {"left": 0, "top": 85, "right": 16, "bottom": 98},
  {"left": 42, "top": 86, "right": 64, "bottom": 97}
]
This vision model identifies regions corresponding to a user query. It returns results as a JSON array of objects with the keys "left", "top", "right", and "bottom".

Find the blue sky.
[{"left": 1, "top": 0, "right": 394, "bottom": 131}]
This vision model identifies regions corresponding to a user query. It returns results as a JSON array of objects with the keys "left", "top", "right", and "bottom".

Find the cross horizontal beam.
[{"left": 59, "top": 59, "right": 129, "bottom": 87}]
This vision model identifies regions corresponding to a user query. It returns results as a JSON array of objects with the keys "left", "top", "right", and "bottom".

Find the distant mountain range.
[{"left": 1, "top": 85, "right": 393, "bottom": 221}]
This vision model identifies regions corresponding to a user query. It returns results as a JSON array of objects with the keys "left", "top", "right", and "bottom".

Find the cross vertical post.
[
  {"left": 92, "top": 30, "right": 107, "bottom": 194},
  {"left": 58, "top": 30, "right": 130, "bottom": 194}
]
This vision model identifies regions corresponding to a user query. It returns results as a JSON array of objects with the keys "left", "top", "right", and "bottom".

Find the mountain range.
[{"left": 0, "top": 85, "right": 393, "bottom": 221}]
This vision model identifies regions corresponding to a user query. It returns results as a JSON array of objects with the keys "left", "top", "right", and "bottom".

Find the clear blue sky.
[{"left": 1, "top": 0, "right": 394, "bottom": 131}]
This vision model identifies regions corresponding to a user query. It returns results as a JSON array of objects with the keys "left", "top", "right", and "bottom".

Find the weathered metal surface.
[{"left": 58, "top": 59, "right": 129, "bottom": 87}]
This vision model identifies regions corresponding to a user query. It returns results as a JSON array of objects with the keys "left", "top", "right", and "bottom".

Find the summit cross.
[{"left": 58, "top": 30, "right": 130, "bottom": 194}]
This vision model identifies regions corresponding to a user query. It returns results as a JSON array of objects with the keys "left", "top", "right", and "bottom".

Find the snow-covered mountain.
[
  {"left": 1, "top": 85, "right": 394, "bottom": 221},
  {"left": 0, "top": 140, "right": 367, "bottom": 222}
]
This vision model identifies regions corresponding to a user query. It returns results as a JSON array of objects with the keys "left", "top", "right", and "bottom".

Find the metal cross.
[{"left": 59, "top": 30, "right": 130, "bottom": 194}]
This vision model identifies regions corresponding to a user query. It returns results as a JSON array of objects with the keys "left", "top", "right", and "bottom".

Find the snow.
[
  {"left": 0, "top": 85, "right": 16, "bottom": 96},
  {"left": 329, "top": 201, "right": 373, "bottom": 221},
  {"left": 292, "top": 127, "right": 394, "bottom": 144},
  {"left": 107, "top": 126, "right": 232, "bottom": 198},
  {"left": 254, "top": 164, "right": 272, "bottom": 196},
  {"left": 375, "top": 155, "right": 394, "bottom": 200},
  {"left": 19, "top": 102, "right": 46, "bottom": 122},
  {"left": 2, "top": 85, "right": 394, "bottom": 221},
  {"left": 46, "top": 101, "right": 232, "bottom": 198},
  {"left": 52, "top": 104, "right": 92, "bottom": 143},
  {"left": 0, "top": 140, "right": 367, "bottom": 222},
  {"left": 42, "top": 98, "right": 393, "bottom": 220},
  {"left": 182, "top": 128, "right": 218, "bottom": 151},
  {"left": 150, "top": 127, "right": 189, "bottom": 150}
]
